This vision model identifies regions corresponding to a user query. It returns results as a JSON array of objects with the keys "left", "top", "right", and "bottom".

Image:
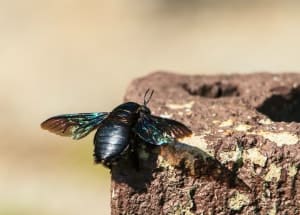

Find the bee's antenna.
[{"left": 144, "top": 89, "right": 154, "bottom": 106}]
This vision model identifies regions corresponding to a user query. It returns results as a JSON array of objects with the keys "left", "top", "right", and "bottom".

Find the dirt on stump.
[{"left": 111, "top": 71, "right": 300, "bottom": 215}]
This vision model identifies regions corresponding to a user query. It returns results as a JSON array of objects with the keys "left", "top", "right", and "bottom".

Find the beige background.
[{"left": 1, "top": 1, "right": 300, "bottom": 215}]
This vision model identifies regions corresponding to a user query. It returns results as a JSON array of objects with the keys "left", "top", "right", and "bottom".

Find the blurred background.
[{"left": 1, "top": 1, "right": 300, "bottom": 214}]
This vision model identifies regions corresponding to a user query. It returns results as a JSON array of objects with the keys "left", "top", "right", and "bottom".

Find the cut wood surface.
[{"left": 111, "top": 72, "right": 300, "bottom": 215}]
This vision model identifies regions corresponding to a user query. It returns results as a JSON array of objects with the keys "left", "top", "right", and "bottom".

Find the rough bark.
[{"left": 111, "top": 72, "right": 300, "bottom": 215}]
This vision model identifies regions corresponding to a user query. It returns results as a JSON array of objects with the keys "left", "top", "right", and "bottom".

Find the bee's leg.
[{"left": 129, "top": 137, "right": 140, "bottom": 171}]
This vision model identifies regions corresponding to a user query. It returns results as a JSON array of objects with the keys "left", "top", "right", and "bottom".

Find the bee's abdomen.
[{"left": 94, "top": 122, "right": 130, "bottom": 163}]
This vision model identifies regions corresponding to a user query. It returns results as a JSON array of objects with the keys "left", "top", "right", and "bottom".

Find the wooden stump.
[{"left": 111, "top": 72, "right": 300, "bottom": 214}]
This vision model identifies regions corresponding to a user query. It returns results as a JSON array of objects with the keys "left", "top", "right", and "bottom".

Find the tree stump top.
[{"left": 112, "top": 72, "right": 300, "bottom": 214}]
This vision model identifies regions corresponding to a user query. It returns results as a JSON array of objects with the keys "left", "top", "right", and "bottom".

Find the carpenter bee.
[{"left": 41, "top": 89, "right": 192, "bottom": 167}]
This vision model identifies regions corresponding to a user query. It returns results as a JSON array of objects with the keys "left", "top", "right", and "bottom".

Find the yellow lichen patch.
[
  {"left": 157, "top": 155, "right": 174, "bottom": 170},
  {"left": 222, "top": 129, "right": 234, "bottom": 136},
  {"left": 203, "top": 130, "right": 211, "bottom": 135},
  {"left": 219, "top": 145, "right": 242, "bottom": 164},
  {"left": 111, "top": 188, "right": 115, "bottom": 199},
  {"left": 267, "top": 202, "right": 277, "bottom": 215},
  {"left": 265, "top": 164, "right": 282, "bottom": 182},
  {"left": 234, "top": 124, "right": 252, "bottom": 132},
  {"left": 159, "top": 112, "right": 173, "bottom": 119},
  {"left": 288, "top": 165, "right": 298, "bottom": 177},
  {"left": 212, "top": 120, "right": 220, "bottom": 124},
  {"left": 219, "top": 119, "right": 233, "bottom": 128},
  {"left": 185, "top": 110, "right": 193, "bottom": 116},
  {"left": 166, "top": 101, "right": 194, "bottom": 110},
  {"left": 178, "top": 111, "right": 184, "bottom": 116},
  {"left": 244, "top": 148, "right": 267, "bottom": 167},
  {"left": 175, "top": 209, "right": 194, "bottom": 215},
  {"left": 258, "top": 118, "right": 273, "bottom": 125},
  {"left": 174, "top": 205, "right": 195, "bottom": 215},
  {"left": 228, "top": 192, "right": 250, "bottom": 211},
  {"left": 179, "top": 135, "right": 214, "bottom": 157},
  {"left": 259, "top": 131, "right": 299, "bottom": 147}
]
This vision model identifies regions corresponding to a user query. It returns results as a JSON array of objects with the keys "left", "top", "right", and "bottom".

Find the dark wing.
[
  {"left": 41, "top": 112, "right": 109, "bottom": 140},
  {"left": 134, "top": 114, "right": 192, "bottom": 145}
]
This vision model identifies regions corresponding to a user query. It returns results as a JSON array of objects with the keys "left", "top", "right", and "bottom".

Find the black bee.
[{"left": 41, "top": 89, "right": 192, "bottom": 167}]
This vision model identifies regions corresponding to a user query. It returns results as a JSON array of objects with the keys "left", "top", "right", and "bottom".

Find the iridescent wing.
[
  {"left": 134, "top": 114, "right": 192, "bottom": 145},
  {"left": 41, "top": 112, "right": 109, "bottom": 140}
]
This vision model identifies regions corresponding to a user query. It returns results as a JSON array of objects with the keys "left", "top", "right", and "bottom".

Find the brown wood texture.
[{"left": 111, "top": 72, "right": 300, "bottom": 215}]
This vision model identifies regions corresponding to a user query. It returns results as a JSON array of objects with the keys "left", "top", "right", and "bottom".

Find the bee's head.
[{"left": 139, "top": 105, "right": 151, "bottom": 115}]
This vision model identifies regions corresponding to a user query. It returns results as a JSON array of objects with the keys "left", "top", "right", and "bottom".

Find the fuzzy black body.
[{"left": 93, "top": 102, "right": 140, "bottom": 164}]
